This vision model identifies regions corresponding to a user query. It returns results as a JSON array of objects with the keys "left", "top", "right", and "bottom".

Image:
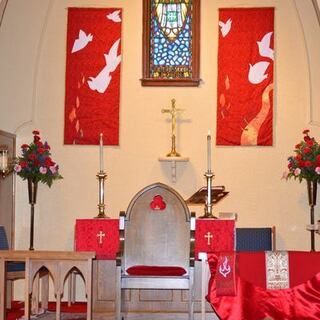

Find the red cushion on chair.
[{"left": 126, "top": 265, "right": 187, "bottom": 276}]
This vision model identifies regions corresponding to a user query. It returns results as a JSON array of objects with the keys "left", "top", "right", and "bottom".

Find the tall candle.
[
  {"left": 207, "top": 130, "right": 211, "bottom": 172},
  {"left": 0, "top": 150, "right": 7, "bottom": 171},
  {"left": 99, "top": 133, "right": 104, "bottom": 172},
  {"left": 0, "top": 151, "right": 3, "bottom": 171}
]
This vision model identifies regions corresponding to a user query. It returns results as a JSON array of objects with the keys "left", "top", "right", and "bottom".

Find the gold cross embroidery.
[
  {"left": 97, "top": 230, "right": 106, "bottom": 244},
  {"left": 204, "top": 231, "right": 213, "bottom": 245}
]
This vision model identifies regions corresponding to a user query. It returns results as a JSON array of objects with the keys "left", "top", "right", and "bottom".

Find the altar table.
[
  {"left": 206, "top": 251, "right": 320, "bottom": 320},
  {"left": 75, "top": 218, "right": 235, "bottom": 314},
  {"left": 0, "top": 250, "right": 95, "bottom": 320}
]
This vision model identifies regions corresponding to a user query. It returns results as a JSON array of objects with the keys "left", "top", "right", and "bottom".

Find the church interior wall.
[{"left": 0, "top": 0, "right": 319, "bottom": 299}]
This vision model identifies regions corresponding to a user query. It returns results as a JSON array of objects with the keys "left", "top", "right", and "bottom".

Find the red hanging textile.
[
  {"left": 216, "top": 8, "right": 274, "bottom": 146},
  {"left": 64, "top": 8, "right": 122, "bottom": 145}
]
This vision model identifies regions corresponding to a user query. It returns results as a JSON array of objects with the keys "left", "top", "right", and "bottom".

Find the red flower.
[
  {"left": 303, "top": 147, "right": 311, "bottom": 154},
  {"left": 15, "top": 130, "right": 62, "bottom": 187},
  {"left": 316, "top": 155, "right": 320, "bottom": 162},
  {"left": 44, "top": 157, "right": 53, "bottom": 167},
  {"left": 29, "top": 154, "right": 36, "bottom": 160},
  {"left": 298, "top": 160, "right": 305, "bottom": 167},
  {"left": 304, "top": 136, "right": 311, "bottom": 142},
  {"left": 303, "top": 129, "right": 310, "bottom": 134},
  {"left": 20, "top": 161, "right": 27, "bottom": 168},
  {"left": 288, "top": 163, "right": 293, "bottom": 169},
  {"left": 295, "top": 154, "right": 302, "bottom": 160},
  {"left": 305, "top": 161, "right": 312, "bottom": 167},
  {"left": 306, "top": 139, "right": 314, "bottom": 146},
  {"left": 295, "top": 144, "right": 301, "bottom": 149}
]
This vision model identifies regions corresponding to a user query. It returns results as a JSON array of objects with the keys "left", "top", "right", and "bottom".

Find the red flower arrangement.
[
  {"left": 285, "top": 129, "right": 320, "bottom": 182},
  {"left": 14, "top": 130, "right": 62, "bottom": 187}
]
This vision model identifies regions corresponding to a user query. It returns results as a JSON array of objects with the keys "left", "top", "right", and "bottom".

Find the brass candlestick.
[
  {"left": 96, "top": 171, "right": 108, "bottom": 218},
  {"left": 200, "top": 171, "right": 217, "bottom": 219}
]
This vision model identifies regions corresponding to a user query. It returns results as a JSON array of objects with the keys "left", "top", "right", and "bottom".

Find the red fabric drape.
[
  {"left": 207, "top": 252, "right": 320, "bottom": 320},
  {"left": 75, "top": 219, "right": 119, "bottom": 259},
  {"left": 216, "top": 8, "right": 274, "bottom": 146},
  {"left": 195, "top": 219, "right": 235, "bottom": 259},
  {"left": 64, "top": 8, "right": 122, "bottom": 145}
]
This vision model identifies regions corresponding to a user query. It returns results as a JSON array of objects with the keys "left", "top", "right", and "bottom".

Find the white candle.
[
  {"left": 0, "top": 150, "right": 7, "bottom": 171},
  {"left": 207, "top": 130, "right": 211, "bottom": 172},
  {"left": 0, "top": 151, "right": 3, "bottom": 171},
  {"left": 99, "top": 133, "right": 104, "bottom": 172}
]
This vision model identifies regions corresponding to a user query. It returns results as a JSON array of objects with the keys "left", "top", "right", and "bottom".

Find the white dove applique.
[
  {"left": 107, "top": 10, "right": 121, "bottom": 23},
  {"left": 72, "top": 30, "right": 93, "bottom": 53},
  {"left": 257, "top": 32, "right": 274, "bottom": 60},
  {"left": 248, "top": 61, "right": 270, "bottom": 84},
  {"left": 219, "top": 18, "right": 232, "bottom": 37},
  {"left": 87, "top": 39, "right": 121, "bottom": 94}
]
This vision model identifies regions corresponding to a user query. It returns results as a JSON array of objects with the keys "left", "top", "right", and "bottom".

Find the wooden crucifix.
[{"left": 161, "top": 98, "right": 184, "bottom": 157}]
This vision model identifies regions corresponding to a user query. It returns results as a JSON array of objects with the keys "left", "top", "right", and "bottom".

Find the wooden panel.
[
  {"left": 0, "top": 0, "right": 8, "bottom": 27},
  {"left": 92, "top": 260, "right": 116, "bottom": 312},
  {"left": 139, "top": 290, "right": 172, "bottom": 301},
  {"left": 0, "top": 130, "right": 15, "bottom": 248}
]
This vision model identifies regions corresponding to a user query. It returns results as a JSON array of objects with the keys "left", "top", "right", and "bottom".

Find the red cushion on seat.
[{"left": 126, "top": 265, "right": 187, "bottom": 276}]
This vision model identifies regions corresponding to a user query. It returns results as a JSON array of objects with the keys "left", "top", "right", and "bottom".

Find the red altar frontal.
[
  {"left": 75, "top": 219, "right": 119, "bottom": 259},
  {"left": 195, "top": 219, "right": 235, "bottom": 259},
  {"left": 75, "top": 218, "right": 235, "bottom": 259},
  {"left": 207, "top": 251, "right": 320, "bottom": 320}
]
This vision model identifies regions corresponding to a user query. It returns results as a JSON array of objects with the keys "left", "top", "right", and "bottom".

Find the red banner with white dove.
[
  {"left": 216, "top": 8, "right": 274, "bottom": 146},
  {"left": 64, "top": 8, "right": 122, "bottom": 145}
]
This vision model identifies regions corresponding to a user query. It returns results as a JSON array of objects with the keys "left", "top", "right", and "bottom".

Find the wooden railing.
[{"left": 0, "top": 250, "right": 95, "bottom": 320}]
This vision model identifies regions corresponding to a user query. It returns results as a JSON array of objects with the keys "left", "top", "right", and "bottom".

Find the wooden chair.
[
  {"left": 0, "top": 226, "right": 25, "bottom": 308},
  {"left": 236, "top": 226, "right": 276, "bottom": 251},
  {"left": 115, "top": 182, "right": 195, "bottom": 320}
]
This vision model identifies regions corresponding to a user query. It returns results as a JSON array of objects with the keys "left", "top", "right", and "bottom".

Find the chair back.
[
  {"left": 236, "top": 227, "right": 275, "bottom": 251},
  {"left": 123, "top": 182, "right": 192, "bottom": 274},
  {"left": 0, "top": 225, "right": 9, "bottom": 250}
]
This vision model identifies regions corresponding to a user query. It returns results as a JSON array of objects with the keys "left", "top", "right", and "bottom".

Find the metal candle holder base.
[
  {"left": 199, "top": 171, "right": 217, "bottom": 219},
  {"left": 95, "top": 171, "right": 109, "bottom": 219},
  {"left": 166, "top": 135, "right": 181, "bottom": 157}
]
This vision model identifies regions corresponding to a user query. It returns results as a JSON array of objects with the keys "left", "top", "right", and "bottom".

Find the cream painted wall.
[
  {"left": 0, "top": 0, "right": 319, "bottom": 259},
  {"left": 294, "top": 0, "right": 320, "bottom": 125}
]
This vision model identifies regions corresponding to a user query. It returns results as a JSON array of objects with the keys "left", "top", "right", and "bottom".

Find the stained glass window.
[{"left": 142, "top": 0, "right": 200, "bottom": 86}]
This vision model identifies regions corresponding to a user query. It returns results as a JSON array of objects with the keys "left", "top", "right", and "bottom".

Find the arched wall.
[{"left": 0, "top": 0, "right": 319, "bottom": 256}]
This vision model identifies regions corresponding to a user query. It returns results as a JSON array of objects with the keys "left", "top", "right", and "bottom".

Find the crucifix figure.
[
  {"left": 161, "top": 98, "right": 184, "bottom": 157},
  {"left": 97, "top": 230, "right": 106, "bottom": 245},
  {"left": 204, "top": 231, "right": 213, "bottom": 245}
]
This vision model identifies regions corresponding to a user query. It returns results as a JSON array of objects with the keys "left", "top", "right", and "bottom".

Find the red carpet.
[
  {"left": 6, "top": 301, "right": 24, "bottom": 320},
  {"left": 6, "top": 301, "right": 87, "bottom": 319}
]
